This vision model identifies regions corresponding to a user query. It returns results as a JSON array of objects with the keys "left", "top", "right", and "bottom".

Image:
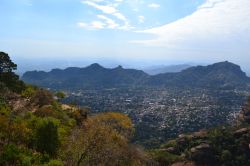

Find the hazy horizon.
[
  {"left": 13, "top": 57, "right": 250, "bottom": 77},
  {"left": 1, "top": 0, "right": 250, "bottom": 75}
]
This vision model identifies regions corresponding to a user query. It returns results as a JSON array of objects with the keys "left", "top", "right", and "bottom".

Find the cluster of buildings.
[{"left": 63, "top": 87, "right": 249, "bottom": 144}]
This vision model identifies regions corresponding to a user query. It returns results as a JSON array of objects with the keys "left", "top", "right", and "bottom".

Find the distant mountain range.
[
  {"left": 147, "top": 61, "right": 250, "bottom": 89},
  {"left": 22, "top": 61, "right": 250, "bottom": 90},
  {"left": 143, "top": 64, "right": 192, "bottom": 75},
  {"left": 22, "top": 63, "right": 148, "bottom": 89}
]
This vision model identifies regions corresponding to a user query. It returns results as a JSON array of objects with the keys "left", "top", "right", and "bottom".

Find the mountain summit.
[
  {"left": 147, "top": 61, "right": 249, "bottom": 88},
  {"left": 22, "top": 65, "right": 148, "bottom": 89},
  {"left": 22, "top": 61, "right": 250, "bottom": 90}
]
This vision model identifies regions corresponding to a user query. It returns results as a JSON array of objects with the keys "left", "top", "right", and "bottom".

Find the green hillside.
[{"left": 1, "top": 52, "right": 250, "bottom": 165}]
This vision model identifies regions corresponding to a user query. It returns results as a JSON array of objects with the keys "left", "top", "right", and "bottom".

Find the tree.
[
  {"left": 0, "top": 52, "right": 17, "bottom": 73},
  {"left": 0, "top": 144, "right": 20, "bottom": 165},
  {"left": 36, "top": 119, "right": 60, "bottom": 156},
  {"left": 0, "top": 52, "right": 25, "bottom": 93},
  {"left": 63, "top": 112, "right": 146, "bottom": 165},
  {"left": 55, "top": 91, "right": 65, "bottom": 100}
]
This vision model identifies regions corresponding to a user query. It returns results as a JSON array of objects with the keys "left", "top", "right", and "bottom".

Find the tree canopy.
[
  {"left": 0, "top": 52, "right": 17, "bottom": 73},
  {"left": 0, "top": 52, "right": 25, "bottom": 93}
]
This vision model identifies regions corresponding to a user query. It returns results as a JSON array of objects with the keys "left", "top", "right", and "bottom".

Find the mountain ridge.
[
  {"left": 147, "top": 61, "right": 250, "bottom": 88},
  {"left": 22, "top": 61, "right": 250, "bottom": 90},
  {"left": 22, "top": 63, "right": 149, "bottom": 89}
]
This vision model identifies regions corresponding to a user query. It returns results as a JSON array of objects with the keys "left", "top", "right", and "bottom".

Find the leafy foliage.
[
  {"left": 2, "top": 53, "right": 250, "bottom": 165},
  {"left": 0, "top": 52, "right": 25, "bottom": 93},
  {"left": 21, "top": 84, "right": 37, "bottom": 98},
  {"left": 0, "top": 83, "right": 147, "bottom": 165},
  {"left": 35, "top": 119, "right": 60, "bottom": 156},
  {"left": 0, "top": 55, "right": 148, "bottom": 165},
  {"left": 0, "top": 52, "right": 17, "bottom": 73},
  {"left": 55, "top": 91, "right": 65, "bottom": 99},
  {"left": 63, "top": 112, "right": 147, "bottom": 165}
]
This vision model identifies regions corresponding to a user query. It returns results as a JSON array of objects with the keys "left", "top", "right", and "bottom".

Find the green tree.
[
  {"left": 55, "top": 91, "right": 65, "bottom": 99},
  {"left": 36, "top": 119, "right": 60, "bottom": 156},
  {"left": 63, "top": 112, "right": 146, "bottom": 166},
  {"left": 0, "top": 52, "right": 25, "bottom": 93},
  {"left": 0, "top": 144, "right": 20, "bottom": 165},
  {"left": 0, "top": 52, "right": 17, "bottom": 73}
]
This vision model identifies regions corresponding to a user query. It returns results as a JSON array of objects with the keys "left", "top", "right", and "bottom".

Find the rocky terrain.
[{"left": 151, "top": 102, "right": 250, "bottom": 165}]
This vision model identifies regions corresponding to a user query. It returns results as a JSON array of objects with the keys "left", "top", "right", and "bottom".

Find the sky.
[{"left": 0, "top": 0, "right": 250, "bottom": 74}]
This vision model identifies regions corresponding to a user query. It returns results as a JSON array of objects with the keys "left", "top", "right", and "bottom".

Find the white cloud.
[
  {"left": 83, "top": 1, "right": 116, "bottom": 14},
  {"left": 77, "top": 22, "right": 88, "bottom": 28},
  {"left": 138, "top": 15, "right": 145, "bottom": 23},
  {"left": 134, "top": 0, "right": 250, "bottom": 51},
  {"left": 198, "top": 0, "right": 224, "bottom": 9},
  {"left": 81, "top": 0, "right": 132, "bottom": 30},
  {"left": 77, "top": 21, "right": 105, "bottom": 30},
  {"left": 77, "top": 15, "right": 123, "bottom": 30},
  {"left": 97, "top": 15, "right": 119, "bottom": 29},
  {"left": 90, "top": 21, "right": 105, "bottom": 29},
  {"left": 148, "top": 3, "right": 160, "bottom": 9}
]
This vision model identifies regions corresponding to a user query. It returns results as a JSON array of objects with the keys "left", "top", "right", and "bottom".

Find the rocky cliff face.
[{"left": 152, "top": 126, "right": 250, "bottom": 166}]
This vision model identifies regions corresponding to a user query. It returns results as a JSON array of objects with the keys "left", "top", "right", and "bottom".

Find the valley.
[
  {"left": 62, "top": 87, "right": 248, "bottom": 147},
  {"left": 22, "top": 61, "right": 250, "bottom": 147}
]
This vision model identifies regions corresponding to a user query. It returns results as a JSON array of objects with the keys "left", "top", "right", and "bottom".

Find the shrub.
[
  {"left": 35, "top": 119, "right": 60, "bottom": 156},
  {"left": 31, "top": 89, "right": 54, "bottom": 107},
  {"left": 46, "top": 159, "right": 64, "bottom": 166},
  {"left": 0, "top": 144, "right": 20, "bottom": 165}
]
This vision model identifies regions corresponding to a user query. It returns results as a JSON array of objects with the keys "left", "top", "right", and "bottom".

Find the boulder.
[
  {"left": 190, "top": 143, "right": 210, "bottom": 154},
  {"left": 190, "top": 143, "right": 215, "bottom": 165},
  {"left": 166, "top": 147, "right": 177, "bottom": 154},
  {"left": 234, "top": 128, "right": 249, "bottom": 137}
]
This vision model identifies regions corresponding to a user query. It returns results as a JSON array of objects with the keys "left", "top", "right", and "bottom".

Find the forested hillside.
[
  {"left": 0, "top": 52, "right": 148, "bottom": 165},
  {"left": 1, "top": 52, "right": 250, "bottom": 166}
]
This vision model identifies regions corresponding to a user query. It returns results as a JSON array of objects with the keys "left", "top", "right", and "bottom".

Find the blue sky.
[{"left": 0, "top": 0, "right": 250, "bottom": 73}]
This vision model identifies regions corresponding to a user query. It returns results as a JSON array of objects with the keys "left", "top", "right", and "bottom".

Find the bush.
[
  {"left": 55, "top": 91, "right": 65, "bottom": 99},
  {"left": 221, "top": 150, "right": 232, "bottom": 162},
  {"left": 35, "top": 105, "right": 55, "bottom": 117},
  {"left": 21, "top": 85, "right": 37, "bottom": 98},
  {"left": 20, "top": 155, "right": 32, "bottom": 166},
  {"left": 35, "top": 119, "right": 60, "bottom": 156},
  {"left": 0, "top": 144, "right": 20, "bottom": 165},
  {"left": 150, "top": 150, "right": 183, "bottom": 165},
  {"left": 46, "top": 159, "right": 64, "bottom": 166},
  {"left": 31, "top": 89, "right": 54, "bottom": 107}
]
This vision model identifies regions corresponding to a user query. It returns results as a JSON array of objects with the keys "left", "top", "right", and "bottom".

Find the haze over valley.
[
  {"left": 1, "top": 0, "right": 250, "bottom": 165},
  {"left": 22, "top": 61, "right": 250, "bottom": 147}
]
